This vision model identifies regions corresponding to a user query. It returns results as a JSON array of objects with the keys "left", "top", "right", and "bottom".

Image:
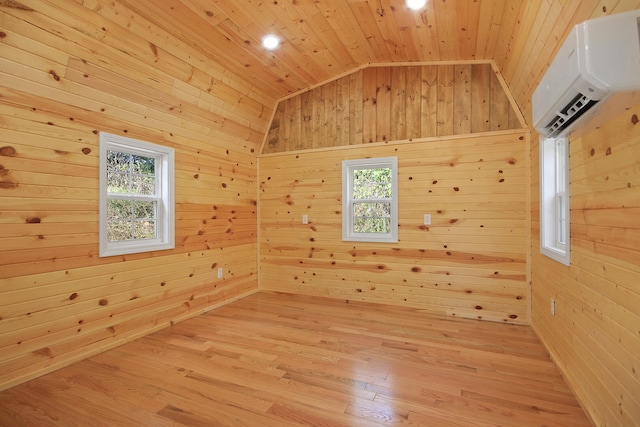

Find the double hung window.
[
  {"left": 342, "top": 157, "right": 398, "bottom": 243},
  {"left": 540, "top": 136, "right": 570, "bottom": 265},
  {"left": 99, "top": 132, "right": 175, "bottom": 257}
]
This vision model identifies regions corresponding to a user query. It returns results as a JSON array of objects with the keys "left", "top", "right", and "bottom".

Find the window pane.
[
  {"left": 133, "top": 220, "right": 156, "bottom": 240},
  {"left": 107, "top": 199, "right": 132, "bottom": 220},
  {"left": 107, "top": 220, "right": 132, "bottom": 241},
  {"left": 133, "top": 200, "right": 156, "bottom": 220},
  {"left": 107, "top": 171, "right": 129, "bottom": 193},
  {"left": 557, "top": 194, "right": 566, "bottom": 245},
  {"left": 107, "top": 150, "right": 156, "bottom": 196},
  {"left": 107, "top": 150, "right": 130, "bottom": 172},
  {"left": 556, "top": 140, "right": 566, "bottom": 190},
  {"left": 132, "top": 174, "right": 155, "bottom": 195},
  {"left": 131, "top": 154, "right": 155, "bottom": 175},
  {"left": 353, "top": 202, "right": 391, "bottom": 233},
  {"left": 353, "top": 168, "right": 392, "bottom": 199}
]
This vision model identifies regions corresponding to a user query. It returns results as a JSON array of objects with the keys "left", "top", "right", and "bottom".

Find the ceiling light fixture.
[
  {"left": 406, "top": 0, "right": 426, "bottom": 10},
  {"left": 262, "top": 34, "right": 280, "bottom": 50}
]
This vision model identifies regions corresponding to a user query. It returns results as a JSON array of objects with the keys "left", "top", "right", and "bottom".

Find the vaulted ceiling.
[
  {"left": 119, "top": 0, "right": 524, "bottom": 101},
  {"left": 113, "top": 0, "right": 640, "bottom": 123}
]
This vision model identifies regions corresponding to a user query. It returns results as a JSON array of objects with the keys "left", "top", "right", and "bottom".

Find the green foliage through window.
[
  {"left": 352, "top": 168, "right": 392, "bottom": 233},
  {"left": 106, "top": 149, "right": 157, "bottom": 242}
]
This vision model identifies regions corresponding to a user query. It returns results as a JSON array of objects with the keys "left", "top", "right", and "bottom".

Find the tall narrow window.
[
  {"left": 540, "top": 136, "right": 570, "bottom": 265},
  {"left": 99, "top": 132, "right": 175, "bottom": 257},
  {"left": 342, "top": 157, "right": 398, "bottom": 243}
]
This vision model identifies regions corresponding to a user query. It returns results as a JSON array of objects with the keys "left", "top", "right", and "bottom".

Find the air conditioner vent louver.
[{"left": 544, "top": 94, "right": 600, "bottom": 137}]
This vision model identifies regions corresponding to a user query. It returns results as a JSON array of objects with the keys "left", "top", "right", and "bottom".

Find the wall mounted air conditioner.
[{"left": 532, "top": 10, "right": 640, "bottom": 138}]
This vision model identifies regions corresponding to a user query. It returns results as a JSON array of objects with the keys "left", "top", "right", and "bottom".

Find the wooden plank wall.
[
  {"left": 530, "top": 104, "right": 640, "bottom": 427},
  {"left": 500, "top": 2, "right": 640, "bottom": 426},
  {"left": 259, "top": 131, "right": 529, "bottom": 324},
  {"left": 0, "top": 1, "right": 269, "bottom": 390},
  {"left": 263, "top": 63, "right": 523, "bottom": 153}
]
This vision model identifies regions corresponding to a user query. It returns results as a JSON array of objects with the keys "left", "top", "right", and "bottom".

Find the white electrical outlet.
[
  {"left": 423, "top": 214, "right": 431, "bottom": 225},
  {"left": 302, "top": 214, "right": 308, "bottom": 224},
  {"left": 550, "top": 298, "right": 556, "bottom": 316},
  {"left": 218, "top": 268, "right": 224, "bottom": 279}
]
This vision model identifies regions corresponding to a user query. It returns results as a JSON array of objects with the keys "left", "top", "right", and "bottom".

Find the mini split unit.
[{"left": 533, "top": 10, "right": 640, "bottom": 138}]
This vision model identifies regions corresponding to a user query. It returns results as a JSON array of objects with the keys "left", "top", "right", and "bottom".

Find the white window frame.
[
  {"left": 99, "top": 132, "right": 175, "bottom": 257},
  {"left": 540, "top": 136, "right": 570, "bottom": 265},
  {"left": 342, "top": 157, "right": 398, "bottom": 243}
]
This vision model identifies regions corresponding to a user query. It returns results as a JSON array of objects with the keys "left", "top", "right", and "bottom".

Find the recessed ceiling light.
[
  {"left": 406, "top": 0, "right": 427, "bottom": 10},
  {"left": 262, "top": 34, "right": 280, "bottom": 50}
]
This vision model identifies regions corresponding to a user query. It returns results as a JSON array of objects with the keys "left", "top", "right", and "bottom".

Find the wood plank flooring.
[{"left": 0, "top": 292, "right": 592, "bottom": 426}]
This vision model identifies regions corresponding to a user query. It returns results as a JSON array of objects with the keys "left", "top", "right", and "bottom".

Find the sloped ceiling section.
[{"left": 117, "top": 0, "right": 524, "bottom": 101}]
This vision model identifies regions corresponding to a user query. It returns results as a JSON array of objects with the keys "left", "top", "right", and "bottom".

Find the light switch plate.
[{"left": 423, "top": 214, "right": 431, "bottom": 225}]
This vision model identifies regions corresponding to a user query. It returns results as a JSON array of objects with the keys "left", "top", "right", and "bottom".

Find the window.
[
  {"left": 540, "top": 136, "right": 570, "bottom": 265},
  {"left": 342, "top": 157, "right": 398, "bottom": 243},
  {"left": 99, "top": 132, "right": 175, "bottom": 257}
]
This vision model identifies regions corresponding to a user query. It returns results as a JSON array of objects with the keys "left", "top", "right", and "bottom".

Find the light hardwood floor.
[{"left": 0, "top": 292, "right": 592, "bottom": 426}]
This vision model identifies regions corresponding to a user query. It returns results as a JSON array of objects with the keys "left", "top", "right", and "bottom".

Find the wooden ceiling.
[
  {"left": 118, "top": 0, "right": 524, "bottom": 101},
  {"left": 3, "top": 0, "right": 636, "bottom": 139}
]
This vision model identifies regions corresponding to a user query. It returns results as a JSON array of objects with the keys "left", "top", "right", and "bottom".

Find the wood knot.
[
  {"left": 411, "top": 267, "right": 421, "bottom": 272},
  {"left": 98, "top": 299, "right": 108, "bottom": 306},
  {"left": 25, "top": 217, "right": 41, "bottom": 223},
  {"left": 0, "top": 181, "right": 18, "bottom": 189},
  {"left": 0, "top": 32, "right": 6, "bottom": 39},
  {"left": 69, "top": 293, "right": 78, "bottom": 300},
  {"left": 605, "top": 147, "right": 612, "bottom": 156},
  {"left": 0, "top": 146, "right": 17, "bottom": 156},
  {"left": 509, "top": 314, "right": 518, "bottom": 319},
  {"left": 81, "top": 147, "right": 91, "bottom": 155},
  {"left": 49, "top": 70, "right": 60, "bottom": 81},
  {"left": 632, "top": 114, "right": 639, "bottom": 125}
]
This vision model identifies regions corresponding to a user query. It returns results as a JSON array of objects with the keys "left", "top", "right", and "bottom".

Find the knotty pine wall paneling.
[
  {"left": 528, "top": 105, "right": 640, "bottom": 427},
  {"left": 499, "top": 2, "right": 640, "bottom": 426},
  {"left": 259, "top": 131, "right": 529, "bottom": 324},
  {"left": 263, "top": 62, "right": 525, "bottom": 154},
  {"left": 0, "top": 1, "right": 266, "bottom": 390}
]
